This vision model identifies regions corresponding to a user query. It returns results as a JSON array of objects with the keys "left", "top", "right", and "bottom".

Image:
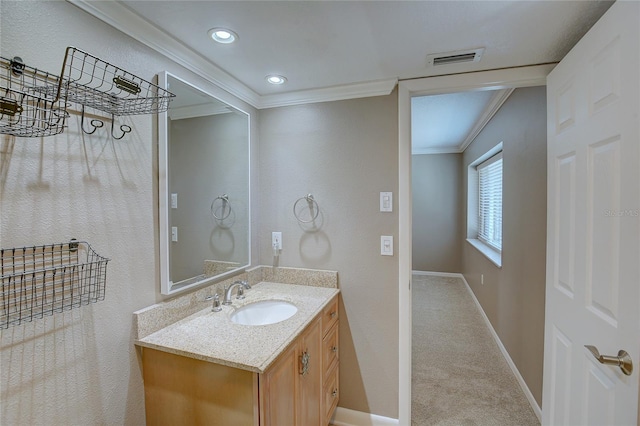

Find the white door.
[{"left": 542, "top": 2, "right": 639, "bottom": 425}]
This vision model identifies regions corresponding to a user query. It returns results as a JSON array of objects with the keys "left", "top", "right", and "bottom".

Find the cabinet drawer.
[
  {"left": 323, "top": 363, "right": 339, "bottom": 424},
  {"left": 322, "top": 296, "right": 339, "bottom": 337},
  {"left": 322, "top": 322, "right": 339, "bottom": 380}
]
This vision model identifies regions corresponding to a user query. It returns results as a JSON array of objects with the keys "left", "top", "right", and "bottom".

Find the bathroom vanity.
[{"left": 135, "top": 281, "right": 339, "bottom": 426}]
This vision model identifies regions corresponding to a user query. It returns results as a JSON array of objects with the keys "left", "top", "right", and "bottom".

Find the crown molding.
[
  {"left": 66, "top": 0, "right": 261, "bottom": 107},
  {"left": 258, "top": 78, "right": 398, "bottom": 109},
  {"left": 457, "top": 87, "right": 514, "bottom": 152},
  {"left": 66, "top": 0, "right": 398, "bottom": 109}
]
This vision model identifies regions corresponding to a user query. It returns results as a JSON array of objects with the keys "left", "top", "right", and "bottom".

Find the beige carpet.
[{"left": 412, "top": 274, "right": 540, "bottom": 426}]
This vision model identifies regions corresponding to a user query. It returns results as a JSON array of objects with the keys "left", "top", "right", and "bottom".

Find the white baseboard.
[
  {"left": 411, "top": 270, "right": 464, "bottom": 278},
  {"left": 459, "top": 275, "right": 543, "bottom": 421},
  {"left": 331, "top": 407, "right": 399, "bottom": 426}
]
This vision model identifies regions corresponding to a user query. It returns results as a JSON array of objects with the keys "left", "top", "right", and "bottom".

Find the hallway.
[{"left": 411, "top": 274, "right": 539, "bottom": 425}]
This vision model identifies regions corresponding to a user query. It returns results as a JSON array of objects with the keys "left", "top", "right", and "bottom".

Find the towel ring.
[
  {"left": 211, "top": 194, "right": 232, "bottom": 220},
  {"left": 293, "top": 194, "right": 320, "bottom": 223}
]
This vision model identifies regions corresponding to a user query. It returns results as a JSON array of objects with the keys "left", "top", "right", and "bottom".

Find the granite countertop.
[{"left": 135, "top": 282, "right": 339, "bottom": 374}]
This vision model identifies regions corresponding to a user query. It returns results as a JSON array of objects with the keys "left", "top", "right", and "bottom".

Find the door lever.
[{"left": 585, "top": 345, "right": 633, "bottom": 376}]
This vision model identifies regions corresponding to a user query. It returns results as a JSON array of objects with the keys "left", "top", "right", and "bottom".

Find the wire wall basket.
[
  {"left": 0, "top": 56, "right": 69, "bottom": 137},
  {"left": 55, "top": 47, "right": 175, "bottom": 116},
  {"left": 1, "top": 47, "right": 175, "bottom": 138},
  {"left": 0, "top": 240, "right": 109, "bottom": 329}
]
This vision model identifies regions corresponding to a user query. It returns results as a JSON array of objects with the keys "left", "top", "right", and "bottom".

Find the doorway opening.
[{"left": 397, "top": 65, "right": 552, "bottom": 425}]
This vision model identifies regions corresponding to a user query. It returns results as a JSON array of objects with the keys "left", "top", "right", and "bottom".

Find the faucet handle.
[
  {"left": 212, "top": 293, "right": 222, "bottom": 312},
  {"left": 236, "top": 286, "right": 246, "bottom": 300},
  {"left": 234, "top": 279, "right": 251, "bottom": 290}
]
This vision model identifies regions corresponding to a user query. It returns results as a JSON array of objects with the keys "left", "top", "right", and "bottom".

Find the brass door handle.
[{"left": 585, "top": 345, "right": 633, "bottom": 376}]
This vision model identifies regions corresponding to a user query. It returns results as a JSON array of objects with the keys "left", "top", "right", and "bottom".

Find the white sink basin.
[{"left": 230, "top": 300, "right": 298, "bottom": 326}]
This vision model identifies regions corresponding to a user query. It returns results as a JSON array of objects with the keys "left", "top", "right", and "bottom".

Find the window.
[
  {"left": 477, "top": 152, "right": 503, "bottom": 251},
  {"left": 467, "top": 143, "right": 503, "bottom": 267}
]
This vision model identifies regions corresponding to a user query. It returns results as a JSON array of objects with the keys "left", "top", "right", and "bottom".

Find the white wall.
[{"left": 0, "top": 2, "right": 258, "bottom": 424}]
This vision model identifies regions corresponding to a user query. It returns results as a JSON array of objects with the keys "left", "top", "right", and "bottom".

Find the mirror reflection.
[{"left": 159, "top": 73, "right": 250, "bottom": 295}]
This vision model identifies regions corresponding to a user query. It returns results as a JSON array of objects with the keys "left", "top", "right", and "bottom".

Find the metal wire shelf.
[
  {"left": 56, "top": 47, "right": 175, "bottom": 116},
  {"left": 1, "top": 47, "right": 175, "bottom": 138},
  {"left": 0, "top": 56, "right": 69, "bottom": 138},
  {"left": 0, "top": 240, "right": 109, "bottom": 329}
]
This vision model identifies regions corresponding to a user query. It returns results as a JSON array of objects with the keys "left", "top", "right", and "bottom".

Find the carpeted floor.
[{"left": 412, "top": 274, "right": 540, "bottom": 426}]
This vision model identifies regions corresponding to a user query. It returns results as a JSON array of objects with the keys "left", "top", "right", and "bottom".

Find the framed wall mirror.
[{"left": 158, "top": 72, "right": 251, "bottom": 295}]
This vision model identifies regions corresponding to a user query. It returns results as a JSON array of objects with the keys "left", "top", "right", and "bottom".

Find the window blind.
[{"left": 477, "top": 152, "right": 503, "bottom": 252}]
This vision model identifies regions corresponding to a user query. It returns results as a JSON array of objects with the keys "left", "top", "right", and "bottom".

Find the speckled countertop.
[{"left": 135, "top": 282, "right": 339, "bottom": 374}]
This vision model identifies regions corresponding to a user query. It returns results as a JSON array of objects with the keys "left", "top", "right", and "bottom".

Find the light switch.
[
  {"left": 171, "top": 193, "right": 178, "bottom": 209},
  {"left": 171, "top": 226, "right": 178, "bottom": 242},
  {"left": 380, "top": 192, "right": 392, "bottom": 212},
  {"left": 381, "top": 235, "right": 393, "bottom": 256}
]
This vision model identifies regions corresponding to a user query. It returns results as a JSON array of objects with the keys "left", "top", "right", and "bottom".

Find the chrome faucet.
[{"left": 223, "top": 280, "right": 251, "bottom": 305}]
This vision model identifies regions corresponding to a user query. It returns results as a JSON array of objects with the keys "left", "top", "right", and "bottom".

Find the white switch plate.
[
  {"left": 381, "top": 235, "right": 393, "bottom": 256},
  {"left": 171, "top": 226, "right": 178, "bottom": 242},
  {"left": 380, "top": 192, "right": 392, "bottom": 212},
  {"left": 171, "top": 193, "right": 178, "bottom": 209},
  {"left": 272, "top": 232, "right": 282, "bottom": 250}
]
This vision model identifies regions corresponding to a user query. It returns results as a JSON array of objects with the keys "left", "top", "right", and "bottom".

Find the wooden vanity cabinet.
[
  {"left": 141, "top": 295, "right": 339, "bottom": 426},
  {"left": 261, "top": 292, "right": 340, "bottom": 426}
]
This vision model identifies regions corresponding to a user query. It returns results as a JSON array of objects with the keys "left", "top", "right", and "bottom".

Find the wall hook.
[
  {"left": 110, "top": 114, "right": 132, "bottom": 140},
  {"left": 80, "top": 105, "right": 104, "bottom": 135}
]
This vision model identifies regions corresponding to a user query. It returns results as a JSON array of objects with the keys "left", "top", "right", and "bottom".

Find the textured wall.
[
  {"left": 258, "top": 94, "right": 400, "bottom": 418},
  {"left": 0, "top": 2, "right": 258, "bottom": 425},
  {"left": 412, "top": 153, "right": 463, "bottom": 273},
  {"left": 462, "top": 86, "right": 547, "bottom": 405}
]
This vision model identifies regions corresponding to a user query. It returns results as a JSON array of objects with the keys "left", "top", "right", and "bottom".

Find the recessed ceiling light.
[
  {"left": 208, "top": 28, "right": 238, "bottom": 44},
  {"left": 266, "top": 75, "right": 287, "bottom": 85}
]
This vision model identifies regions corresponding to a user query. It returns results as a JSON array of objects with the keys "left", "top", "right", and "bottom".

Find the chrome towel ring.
[
  {"left": 293, "top": 194, "right": 319, "bottom": 223},
  {"left": 211, "top": 194, "right": 232, "bottom": 220}
]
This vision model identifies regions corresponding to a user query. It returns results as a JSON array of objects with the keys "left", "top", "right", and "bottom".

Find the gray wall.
[
  {"left": 412, "top": 153, "right": 463, "bottom": 273},
  {"left": 258, "top": 94, "right": 399, "bottom": 418},
  {"left": 462, "top": 86, "right": 547, "bottom": 405}
]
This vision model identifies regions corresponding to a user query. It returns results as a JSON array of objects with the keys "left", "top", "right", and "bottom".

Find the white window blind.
[{"left": 477, "top": 152, "right": 503, "bottom": 252}]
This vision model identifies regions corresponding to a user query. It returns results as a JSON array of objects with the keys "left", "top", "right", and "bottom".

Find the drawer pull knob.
[
  {"left": 331, "top": 346, "right": 337, "bottom": 353},
  {"left": 332, "top": 388, "right": 338, "bottom": 398},
  {"left": 330, "top": 311, "right": 337, "bottom": 318}
]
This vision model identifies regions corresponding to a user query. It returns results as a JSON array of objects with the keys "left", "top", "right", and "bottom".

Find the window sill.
[{"left": 466, "top": 238, "right": 502, "bottom": 268}]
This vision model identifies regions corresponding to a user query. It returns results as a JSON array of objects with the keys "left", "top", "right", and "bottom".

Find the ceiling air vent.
[{"left": 426, "top": 48, "right": 485, "bottom": 67}]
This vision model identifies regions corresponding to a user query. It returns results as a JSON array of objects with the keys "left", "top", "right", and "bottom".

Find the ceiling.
[{"left": 70, "top": 0, "right": 613, "bottom": 152}]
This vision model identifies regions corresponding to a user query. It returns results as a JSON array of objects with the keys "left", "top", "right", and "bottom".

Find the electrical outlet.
[
  {"left": 272, "top": 232, "right": 282, "bottom": 250},
  {"left": 171, "top": 226, "right": 178, "bottom": 242}
]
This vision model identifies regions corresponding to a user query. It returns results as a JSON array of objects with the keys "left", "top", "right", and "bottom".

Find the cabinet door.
[
  {"left": 298, "top": 316, "right": 323, "bottom": 425},
  {"left": 260, "top": 343, "right": 297, "bottom": 426}
]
